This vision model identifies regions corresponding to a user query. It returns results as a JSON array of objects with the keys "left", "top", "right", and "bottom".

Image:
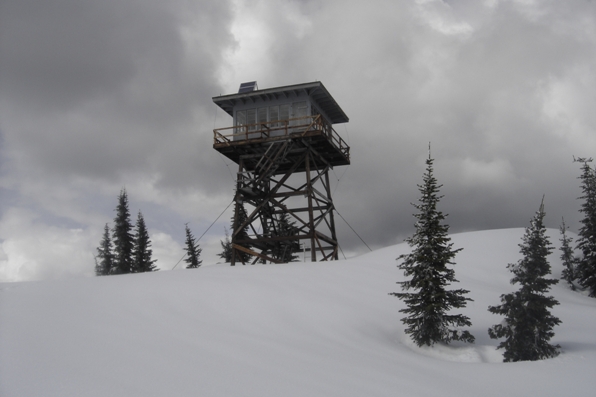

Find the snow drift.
[{"left": 1, "top": 228, "right": 595, "bottom": 396}]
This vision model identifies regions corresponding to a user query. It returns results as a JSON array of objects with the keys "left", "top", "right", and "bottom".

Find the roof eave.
[{"left": 212, "top": 81, "right": 348, "bottom": 124}]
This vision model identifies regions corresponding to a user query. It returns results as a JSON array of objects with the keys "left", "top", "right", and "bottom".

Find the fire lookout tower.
[{"left": 213, "top": 81, "right": 350, "bottom": 265}]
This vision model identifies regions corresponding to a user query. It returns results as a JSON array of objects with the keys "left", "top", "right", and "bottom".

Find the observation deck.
[{"left": 213, "top": 114, "right": 350, "bottom": 175}]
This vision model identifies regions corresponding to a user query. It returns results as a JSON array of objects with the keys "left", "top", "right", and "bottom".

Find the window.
[
  {"left": 235, "top": 102, "right": 310, "bottom": 136},
  {"left": 246, "top": 108, "right": 256, "bottom": 131},
  {"left": 280, "top": 104, "right": 290, "bottom": 122},
  {"left": 290, "top": 101, "right": 307, "bottom": 127},
  {"left": 293, "top": 101, "right": 308, "bottom": 119},
  {"left": 269, "top": 106, "right": 279, "bottom": 127},
  {"left": 258, "top": 107, "right": 268, "bottom": 127},
  {"left": 235, "top": 110, "right": 246, "bottom": 133}
]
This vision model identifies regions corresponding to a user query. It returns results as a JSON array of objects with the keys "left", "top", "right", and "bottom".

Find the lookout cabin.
[{"left": 212, "top": 81, "right": 350, "bottom": 171}]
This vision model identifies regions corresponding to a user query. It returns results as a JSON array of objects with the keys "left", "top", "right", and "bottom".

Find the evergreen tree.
[
  {"left": 132, "top": 211, "right": 158, "bottom": 273},
  {"left": 230, "top": 203, "right": 251, "bottom": 265},
  {"left": 95, "top": 223, "right": 114, "bottom": 276},
  {"left": 184, "top": 223, "right": 202, "bottom": 269},
  {"left": 218, "top": 227, "right": 232, "bottom": 263},
  {"left": 112, "top": 189, "right": 134, "bottom": 274},
  {"left": 559, "top": 218, "right": 577, "bottom": 290},
  {"left": 488, "top": 198, "right": 561, "bottom": 362},
  {"left": 271, "top": 213, "right": 300, "bottom": 263},
  {"left": 390, "top": 152, "right": 474, "bottom": 347},
  {"left": 574, "top": 157, "right": 596, "bottom": 297}
]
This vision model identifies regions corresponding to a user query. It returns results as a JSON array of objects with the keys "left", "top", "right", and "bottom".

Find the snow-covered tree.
[
  {"left": 488, "top": 198, "right": 560, "bottom": 362},
  {"left": 95, "top": 223, "right": 114, "bottom": 276},
  {"left": 390, "top": 152, "right": 474, "bottom": 347},
  {"left": 574, "top": 157, "right": 596, "bottom": 297},
  {"left": 184, "top": 224, "right": 202, "bottom": 269},
  {"left": 271, "top": 213, "right": 300, "bottom": 263},
  {"left": 231, "top": 203, "right": 251, "bottom": 265},
  {"left": 132, "top": 212, "right": 158, "bottom": 273},
  {"left": 559, "top": 218, "right": 577, "bottom": 290},
  {"left": 112, "top": 189, "right": 134, "bottom": 274}
]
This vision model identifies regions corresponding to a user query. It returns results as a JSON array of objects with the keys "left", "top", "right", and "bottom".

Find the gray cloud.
[
  {"left": 1, "top": 0, "right": 596, "bottom": 280},
  {"left": 1, "top": 0, "right": 233, "bottom": 183}
]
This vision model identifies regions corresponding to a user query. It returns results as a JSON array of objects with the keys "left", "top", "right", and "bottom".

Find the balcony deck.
[{"left": 213, "top": 115, "right": 350, "bottom": 174}]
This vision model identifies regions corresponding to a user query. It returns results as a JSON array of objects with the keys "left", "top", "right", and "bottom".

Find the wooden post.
[
  {"left": 325, "top": 170, "right": 338, "bottom": 260},
  {"left": 305, "top": 152, "right": 316, "bottom": 262},
  {"left": 231, "top": 158, "right": 245, "bottom": 266}
]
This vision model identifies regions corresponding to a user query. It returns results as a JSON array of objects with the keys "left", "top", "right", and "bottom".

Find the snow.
[{"left": 1, "top": 228, "right": 595, "bottom": 396}]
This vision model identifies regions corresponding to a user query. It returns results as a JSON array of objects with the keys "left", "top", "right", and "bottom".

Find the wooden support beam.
[
  {"left": 305, "top": 152, "right": 316, "bottom": 262},
  {"left": 226, "top": 131, "right": 342, "bottom": 265},
  {"left": 271, "top": 190, "right": 309, "bottom": 198},
  {"left": 314, "top": 230, "right": 337, "bottom": 246},
  {"left": 232, "top": 244, "right": 281, "bottom": 264},
  {"left": 272, "top": 205, "right": 330, "bottom": 214}
]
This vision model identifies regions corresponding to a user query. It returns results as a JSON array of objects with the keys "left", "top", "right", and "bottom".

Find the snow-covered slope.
[{"left": 1, "top": 229, "right": 595, "bottom": 397}]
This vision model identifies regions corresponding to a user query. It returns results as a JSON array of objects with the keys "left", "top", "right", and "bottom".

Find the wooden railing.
[{"left": 213, "top": 115, "right": 350, "bottom": 160}]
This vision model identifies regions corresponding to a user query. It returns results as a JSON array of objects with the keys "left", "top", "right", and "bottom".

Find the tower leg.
[
  {"left": 325, "top": 170, "right": 339, "bottom": 260},
  {"left": 231, "top": 158, "right": 245, "bottom": 266},
  {"left": 227, "top": 141, "right": 340, "bottom": 265},
  {"left": 305, "top": 152, "right": 317, "bottom": 262}
]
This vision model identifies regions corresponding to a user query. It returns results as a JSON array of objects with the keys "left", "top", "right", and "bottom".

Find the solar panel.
[{"left": 238, "top": 81, "right": 258, "bottom": 93}]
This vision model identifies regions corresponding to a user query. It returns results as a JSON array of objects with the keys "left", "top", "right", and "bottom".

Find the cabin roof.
[{"left": 212, "top": 81, "right": 349, "bottom": 124}]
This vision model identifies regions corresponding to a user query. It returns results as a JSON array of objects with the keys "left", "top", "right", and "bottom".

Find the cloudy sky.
[{"left": 1, "top": 0, "right": 595, "bottom": 281}]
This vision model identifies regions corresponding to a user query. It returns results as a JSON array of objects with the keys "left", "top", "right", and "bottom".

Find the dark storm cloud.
[
  {"left": 1, "top": 0, "right": 596, "bottom": 280},
  {"left": 1, "top": 0, "right": 234, "bottom": 184},
  {"left": 3, "top": 0, "right": 176, "bottom": 111},
  {"left": 246, "top": 0, "right": 596, "bottom": 251}
]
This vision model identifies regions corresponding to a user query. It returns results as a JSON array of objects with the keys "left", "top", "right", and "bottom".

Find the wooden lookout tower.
[{"left": 213, "top": 81, "right": 350, "bottom": 265}]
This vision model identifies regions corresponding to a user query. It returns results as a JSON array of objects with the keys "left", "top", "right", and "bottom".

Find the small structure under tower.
[{"left": 213, "top": 81, "right": 350, "bottom": 265}]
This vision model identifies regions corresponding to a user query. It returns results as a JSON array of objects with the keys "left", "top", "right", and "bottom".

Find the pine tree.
[
  {"left": 574, "top": 157, "right": 596, "bottom": 297},
  {"left": 218, "top": 227, "right": 232, "bottom": 263},
  {"left": 112, "top": 189, "right": 134, "bottom": 274},
  {"left": 132, "top": 212, "right": 158, "bottom": 273},
  {"left": 95, "top": 223, "right": 114, "bottom": 276},
  {"left": 184, "top": 223, "right": 202, "bottom": 269},
  {"left": 390, "top": 152, "right": 474, "bottom": 347},
  {"left": 230, "top": 204, "right": 251, "bottom": 265},
  {"left": 271, "top": 213, "right": 300, "bottom": 263},
  {"left": 559, "top": 218, "right": 577, "bottom": 290},
  {"left": 488, "top": 198, "right": 561, "bottom": 362}
]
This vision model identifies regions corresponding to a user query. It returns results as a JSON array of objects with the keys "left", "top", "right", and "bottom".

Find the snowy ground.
[{"left": 1, "top": 228, "right": 595, "bottom": 397}]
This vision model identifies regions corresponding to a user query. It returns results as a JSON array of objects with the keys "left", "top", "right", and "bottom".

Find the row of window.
[{"left": 235, "top": 101, "right": 309, "bottom": 131}]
